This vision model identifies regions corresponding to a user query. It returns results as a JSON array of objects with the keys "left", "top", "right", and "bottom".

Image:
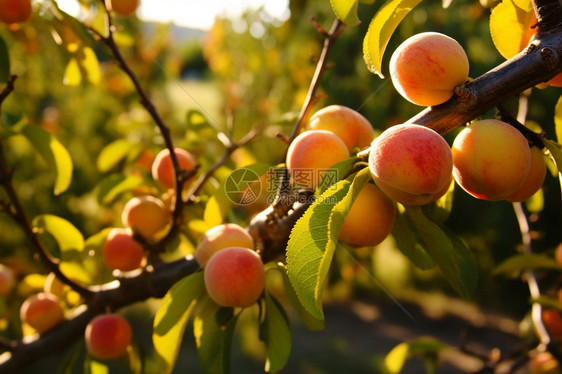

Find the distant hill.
[{"left": 143, "top": 21, "right": 207, "bottom": 43}]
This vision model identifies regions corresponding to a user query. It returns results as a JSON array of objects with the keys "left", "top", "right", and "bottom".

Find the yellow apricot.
[
  {"left": 85, "top": 314, "right": 132, "bottom": 360},
  {"left": 0, "top": 264, "right": 15, "bottom": 296},
  {"left": 103, "top": 228, "right": 146, "bottom": 271},
  {"left": 109, "top": 0, "right": 139, "bottom": 16},
  {"left": 286, "top": 130, "right": 350, "bottom": 190},
  {"left": 121, "top": 195, "right": 171, "bottom": 239},
  {"left": 369, "top": 124, "right": 453, "bottom": 206},
  {"left": 20, "top": 292, "right": 64, "bottom": 334},
  {"left": 452, "top": 119, "right": 531, "bottom": 201},
  {"left": 506, "top": 146, "right": 546, "bottom": 202},
  {"left": 152, "top": 147, "right": 197, "bottom": 191},
  {"left": 339, "top": 183, "right": 396, "bottom": 247},
  {"left": 204, "top": 247, "right": 265, "bottom": 308},
  {"left": 194, "top": 223, "right": 254, "bottom": 268},
  {"left": 308, "top": 105, "right": 375, "bottom": 151},
  {"left": 389, "top": 32, "right": 469, "bottom": 106},
  {"left": 0, "top": 0, "right": 32, "bottom": 24}
]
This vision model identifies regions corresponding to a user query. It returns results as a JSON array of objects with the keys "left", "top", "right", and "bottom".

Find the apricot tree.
[{"left": 0, "top": 0, "right": 561, "bottom": 373}]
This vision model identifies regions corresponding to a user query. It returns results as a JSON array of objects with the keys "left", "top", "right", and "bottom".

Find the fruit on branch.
[
  {"left": 542, "top": 309, "right": 562, "bottom": 339},
  {"left": 103, "top": 228, "right": 146, "bottom": 271},
  {"left": 85, "top": 313, "right": 132, "bottom": 361},
  {"left": 204, "top": 247, "right": 265, "bottom": 308},
  {"left": 109, "top": 0, "right": 140, "bottom": 16},
  {"left": 389, "top": 32, "right": 469, "bottom": 106},
  {"left": 451, "top": 119, "right": 532, "bottom": 201},
  {"left": 152, "top": 147, "right": 197, "bottom": 191},
  {"left": 368, "top": 124, "right": 453, "bottom": 206},
  {"left": 19, "top": 292, "right": 65, "bottom": 334},
  {"left": 0, "top": 264, "right": 15, "bottom": 296},
  {"left": 0, "top": 0, "right": 32, "bottom": 24},
  {"left": 286, "top": 130, "right": 350, "bottom": 190},
  {"left": 194, "top": 223, "right": 255, "bottom": 267},
  {"left": 506, "top": 146, "right": 547, "bottom": 202},
  {"left": 529, "top": 351, "right": 560, "bottom": 374},
  {"left": 308, "top": 105, "right": 375, "bottom": 151},
  {"left": 121, "top": 195, "right": 171, "bottom": 239},
  {"left": 339, "top": 183, "right": 396, "bottom": 247}
]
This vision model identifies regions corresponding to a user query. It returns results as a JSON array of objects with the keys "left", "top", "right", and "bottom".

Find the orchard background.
[{"left": 0, "top": 0, "right": 561, "bottom": 373}]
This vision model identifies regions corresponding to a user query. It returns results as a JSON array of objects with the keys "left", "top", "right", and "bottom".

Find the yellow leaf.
[
  {"left": 81, "top": 46, "right": 101, "bottom": 85},
  {"left": 63, "top": 57, "right": 81, "bottom": 86},
  {"left": 490, "top": 0, "right": 535, "bottom": 59}
]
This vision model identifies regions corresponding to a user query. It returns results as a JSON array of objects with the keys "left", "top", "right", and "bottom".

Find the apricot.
[
  {"left": 20, "top": 292, "right": 64, "bottom": 334},
  {"left": 308, "top": 105, "right": 375, "bottom": 151},
  {"left": 389, "top": 32, "right": 469, "bottom": 106},
  {"left": 286, "top": 130, "right": 350, "bottom": 190},
  {"left": 368, "top": 124, "right": 453, "bottom": 206},
  {"left": 506, "top": 146, "right": 547, "bottom": 202},
  {"left": 0, "top": 264, "right": 15, "bottom": 296},
  {"left": 0, "top": 0, "right": 32, "bottom": 24},
  {"left": 103, "top": 228, "right": 145, "bottom": 271},
  {"left": 204, "top": 247, "right": 265, "bottom": 308},
  {"left": 194, "top": 223, "right": 254, "bottom": 268},
  {"left": 339, "top": 183, "right": 396, "bottom": 247},
  {"left": 121, "top": 195, "right": 171, "bottom": 239},
  {"left": 152, "top": 147, "right": 197, "bottom": 191},
  {"left": 85, "top": 314, "right": 132, "bottom": 360},
  {"left": 452, "top": 119, "right": 531, "bottom": 201},
  {"left": 542, "top": 309, "right": 562, "bottom": 339},
  {"left": 109, "top": 0, "right": 139, "bottom": 16},
  {"left": 529, "top": 352, "right": 561, "bottom": 374}
]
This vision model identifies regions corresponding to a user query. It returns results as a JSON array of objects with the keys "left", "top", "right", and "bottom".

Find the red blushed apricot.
[
  {"left": 194, "top": 223, "right": 254, "bottom": 268},
  {"left": 109, "top": 0, "right": 139, "bottom": 16},
  {"left": 20, "top": 292, "right": 64, "bottom": 334},
  {"left": 286, "top": 130, "right": 350, "bottom": 190},
  {"left": 369, "top": 124, "right": 453, "bottom": 206},
  {"left": 452, "top": 119, "right": 531, "bottom": 201},
  {"left": 0, "top": 0, "right": 32, "bottom": 24},
  {"left": 204, "top": 247, "right": 265, "bottom": 308},
  {"left": 308, "top": 105, "right": 375, "bottom": 151},
  {"left": 542, "top": 309, "right": 562, "bottom": 339},
  {"left": 85, "top": 314, "right": 132, "bottom": 361},
  {"left": 103, "top": 228, "right": 145, "bottom": 271},
  {"left": 121, "top": 195, "right": 171, "bottom": 239},
  {"left": 389, "top": 32, "right": 469, "bottom": 106},
  {"left": 0, "top": 264, "right": 15, "bottom": 296},
  {"left": 506, "top": 146, "right": 547, "bottom": 202},
  {"left": 529, "top": 352, "right": 560, "bottom": 374},
  {"left": 152, "top": 147, "right": 197, "bottom": 191},
  {"left": 339, "top": 183, "right": 396, "bottom": 247}
]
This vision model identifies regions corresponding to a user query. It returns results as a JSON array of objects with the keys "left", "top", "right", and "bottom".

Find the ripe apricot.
[
  {"left": 529, "top": 352, "right": 560, "bottom": 374},
  {"left": 308, "top": 105, "right": 375, "bottom": 151},
  {"left": 20, "top": 292, "right": 64, "bottom": 334},
  {"left": 339, "top": 183, "right": 396, "bottom": 247},
  {"left": 452, "top": 119, "right": 531, "bottom": 200},
  {"left": 152, "top": 147, "right": 197, "bottom": 191},
  {"left": 0, "top": 0, "right": 32, "bottom": 24},
  {"left": 369, "top": 124, "right": 453, "bottom": 206},
  {"left": 204, "top": 247, "right": 265, "bottom": 308},
  {"left": 194, "top": 223, "right": 254, "bottom": 268},
  {"left": 506, "top": 146, "right": 547, "bottom": 202},
  {"left": 109, "top": 0, "right": 139, "bottom": 16},
  {"left": 103, "top": 228, "right": 145, "bottom": 271},
  {"left": 85, "top": 314, "right": 132, "bottom": 360},
  {"left": 286, "top": 130, "right": 350, "bottom": 190},
  {"left": 121, "top": 195, "right": 171, "bottom": 238},
  {"left": 389, "top": 32, "right": 469, "bottom": 106},
  {"left": 543, "top": 309, "right": 562, "bottom": 339},
  {"left": 0, "top": 264, "right": 15, "bottom": 296}
]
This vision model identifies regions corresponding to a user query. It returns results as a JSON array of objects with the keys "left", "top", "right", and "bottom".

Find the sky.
[{"left": 57, "top": 0, "right": 290, "bottom": 30}]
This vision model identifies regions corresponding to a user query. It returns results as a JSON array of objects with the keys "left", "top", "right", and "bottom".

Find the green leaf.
[
  {"left": 204, "top": 163, "right": 271, "bottom": 227},
  {"left": 32, "top": 214, "right": 85, "bottom": 256},
  {"left": 330, "top": 0, "right": 361, "bottom": 26},
  {"left": 286, "top": 168, "right": 371, "bottom": 319},
  {"left": 555, "top": 95, "right": 562, "bottom": 143},
  {"left": 493, "top": 253, "right": 561, "bottom": 278},
  {"left": 153, "top": 273, "right": 205, "bottom": 374},
  {"left": 544, "top": 139, "right": 562, "bottom": 177},
  {"left": 193, "top": 297, "right": 239, "bottom": 374},
  {"left": 316, "top": 157, "right": 360, "bottom": 195},
  {"left": 0, "top": 36, "right": 10, "bottom": 83},
  {"left": 96, "top": 174, "right": 144, "bottom": 205},
  {"left": 260, "top": 293, "right": 292, "bottom": 372},
  {"left": 391, "top": 210, "right": 436, "bottom": 270},
  {"left": 20, "top": 124, "right": 73, "bottom": 195},
  {"left": 363, "top": 0, "right": 423, "bottom": 78},
  {"left": 97, "top": 139, "right": 136, "bottom": 173},
  {"left": 531, "top": 296, "right": 562, "bottom": 311},
  {"left": 405, "top": 206, "right": 478, "bottom": 299}
]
